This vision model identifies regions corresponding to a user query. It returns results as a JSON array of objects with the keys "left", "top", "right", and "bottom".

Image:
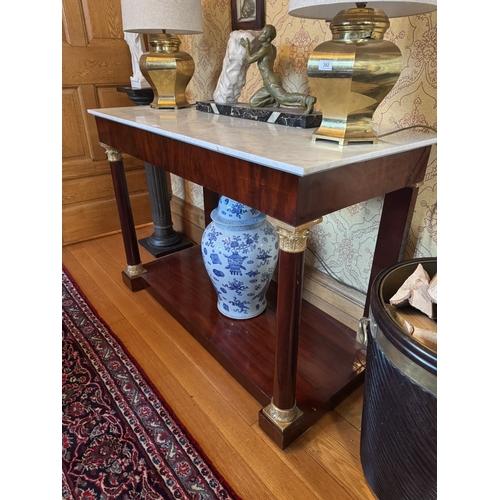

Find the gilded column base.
[
  {"left": 262, "top": 399, "right": 304, "bottom": 431},
  {"left": 124, "top": 263, "right": 147, "bottom": 279}
]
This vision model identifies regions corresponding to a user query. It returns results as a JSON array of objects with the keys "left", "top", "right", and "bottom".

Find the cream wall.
[{"left": 173, "top": 0, "right": 437, "bottom": 293}]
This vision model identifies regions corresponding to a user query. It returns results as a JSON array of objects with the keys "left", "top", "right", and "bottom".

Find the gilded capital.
[
  {"left": 276, "top": 218, "right": 323, "bottom": 253},
  {"left": 100, "top": 143, "right": 122, "bottom": 162}
]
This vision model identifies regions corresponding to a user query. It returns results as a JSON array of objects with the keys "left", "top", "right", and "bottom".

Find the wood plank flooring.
[{"left": 62, "top": 226, "right": 376, "bottom": 500}]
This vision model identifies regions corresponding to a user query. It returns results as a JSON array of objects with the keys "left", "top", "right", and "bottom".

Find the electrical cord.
[
  {"left": 306, "top": 247, "right": 366, "bottom": 295},
  {"left": 378, "top": 124, "right": 437, "bottom": 138}
]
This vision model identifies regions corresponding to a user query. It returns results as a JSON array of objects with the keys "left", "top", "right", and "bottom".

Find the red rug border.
[{"left": 62, "top": 265, "right": 243, "bottom": 500}]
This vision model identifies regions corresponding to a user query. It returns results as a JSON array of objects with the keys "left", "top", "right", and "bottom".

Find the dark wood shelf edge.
[
  {"left": 143, "top": 279, "right": 272, "bottom": 406},
  {"left": 129, "top": 246, "right": 366, "bottom": 446}
]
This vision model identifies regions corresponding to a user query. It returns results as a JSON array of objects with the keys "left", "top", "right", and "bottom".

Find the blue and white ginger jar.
[{"left": 201, "top": 196, "right": 279, "bottom": 320}]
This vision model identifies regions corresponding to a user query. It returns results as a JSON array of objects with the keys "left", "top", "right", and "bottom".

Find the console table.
[{"left": 89, "top": 105, "right": 436, "bottom": 449}]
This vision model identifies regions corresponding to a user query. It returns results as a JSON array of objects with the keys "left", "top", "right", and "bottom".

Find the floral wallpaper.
[{"left": 171, "top": 0, "right": 437, "bottom": 293}]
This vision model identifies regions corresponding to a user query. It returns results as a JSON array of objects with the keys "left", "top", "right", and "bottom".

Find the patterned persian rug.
[{"left": 62, "top": 267, "right": 241, "bottom": 500}]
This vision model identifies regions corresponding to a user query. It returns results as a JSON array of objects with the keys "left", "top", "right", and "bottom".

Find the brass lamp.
[
  {"left": 288, "top": 0, "right": 436, "bottom": 145},
  {"left": 120, "top": 0, "right": 203, "bottom": 109}
]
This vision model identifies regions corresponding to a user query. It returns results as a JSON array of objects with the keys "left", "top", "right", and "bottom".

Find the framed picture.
[{"left": 231, "top": 0, "right": 265, "bottom": 31}]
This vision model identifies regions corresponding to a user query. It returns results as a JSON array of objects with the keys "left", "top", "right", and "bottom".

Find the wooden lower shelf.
[{"left": 135, "top": 245, "right": 366, "bottom": 447}]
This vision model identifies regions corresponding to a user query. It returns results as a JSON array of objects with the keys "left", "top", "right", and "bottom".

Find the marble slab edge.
[{"left": 196, "top": 101, "right": 322, "bottom": 129}]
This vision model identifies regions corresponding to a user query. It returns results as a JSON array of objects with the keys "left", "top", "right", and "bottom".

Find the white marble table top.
[{"left": 89, "top": 106, "right": 437, "bottom": 177}]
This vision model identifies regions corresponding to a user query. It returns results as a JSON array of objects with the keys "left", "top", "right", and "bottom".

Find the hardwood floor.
[{"left": 62, "top": 226, "right": 376, "bottom": 500}]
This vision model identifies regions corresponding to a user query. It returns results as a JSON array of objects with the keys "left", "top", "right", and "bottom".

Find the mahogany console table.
[{"left": 89, "top": 105, "right": 436, "bottom": 449}]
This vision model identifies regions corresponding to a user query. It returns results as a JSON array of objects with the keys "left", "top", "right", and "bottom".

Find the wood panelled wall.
[{"left": 62, "top": 0, "right": 152, "bottom": 246}]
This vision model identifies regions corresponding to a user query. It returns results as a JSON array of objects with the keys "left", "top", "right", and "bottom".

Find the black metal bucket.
[{"left": 360, "top": 258, "right": 437, "bottom": 500}]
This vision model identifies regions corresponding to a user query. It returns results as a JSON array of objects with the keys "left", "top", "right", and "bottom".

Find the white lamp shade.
[
  {"left": 121, "top": 0, "right": 203, "bottom": 34},
  {"left": 288, "top": 0, "right": 436, "bottom": 20}
]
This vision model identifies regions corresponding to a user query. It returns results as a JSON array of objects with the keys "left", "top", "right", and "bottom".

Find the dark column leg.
[
  {"left": 363, "top": 185, "right": 420, "bottom": 317},
  {"left": 102, "top": 143, "right": 147, "bottom": 291},
  {"left": 261, "top": 219, "right": 322, "bottom": 431},
  {"left": 273, "top": 249, "right": 304, "bottom": 409},
  {"left": 203, "top": 188, "right": 220, "bottom": 226},
  {"left": 139, "top": 163, "right": 192, "bottom": 257}
]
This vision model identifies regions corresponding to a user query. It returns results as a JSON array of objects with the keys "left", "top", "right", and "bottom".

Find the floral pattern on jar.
[{"left": 201, "top": 196, "right": 279, "bottom": 319}]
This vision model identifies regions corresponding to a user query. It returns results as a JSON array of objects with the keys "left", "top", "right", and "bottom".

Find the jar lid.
[{"left": 211, "top": 196, "right": 266, "bottom": 226}]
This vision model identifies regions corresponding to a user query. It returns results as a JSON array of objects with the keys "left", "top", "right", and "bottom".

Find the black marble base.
[
  {"left": 196, "top": 101, "right": 322, "bottom": 129},
  {"left": 139, "top": 234, "right": 193, "bottom": 258}
]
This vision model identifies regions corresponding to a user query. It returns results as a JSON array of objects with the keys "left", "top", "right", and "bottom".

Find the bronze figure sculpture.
[{"left": 240, "top": 25, "right": 316, "bottom": 114}]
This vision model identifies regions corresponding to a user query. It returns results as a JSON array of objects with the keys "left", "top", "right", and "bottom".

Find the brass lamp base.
[
  {"left": 307, "top": 5, "right": 402, "bottom": 146},
  {"left": 139, "top": 33, "right": 195, "bottom": 109}
]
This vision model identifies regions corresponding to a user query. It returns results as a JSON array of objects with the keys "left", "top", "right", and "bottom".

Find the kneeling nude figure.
[{"left": 240, "top": 24, "right": 316, "bottom": 114}]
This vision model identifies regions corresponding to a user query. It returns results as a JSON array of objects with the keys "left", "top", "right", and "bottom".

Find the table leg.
[
  {"left": 261, "top": 218, "right": 322, "bottom": 432},
  {"left": 363, "top": 185, "right": 420, "bottom": 317},
  {"left": 203, "top": 188, "right": 220, "bottom": 226},
  {"left": 101, "top": 143, "right": 147, "bottom": 290}
]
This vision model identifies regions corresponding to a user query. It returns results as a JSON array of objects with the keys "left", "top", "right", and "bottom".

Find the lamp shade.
[
  {"left": 121, "top": 0, "right": 203, "bottom": 34},
  {"left": 288, "top": 0, "right": 436, "bottom": 20}
]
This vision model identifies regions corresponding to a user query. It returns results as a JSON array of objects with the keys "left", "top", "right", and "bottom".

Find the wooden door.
[{"left": 62, "top": 0, "right": 151, "bottom": 246}]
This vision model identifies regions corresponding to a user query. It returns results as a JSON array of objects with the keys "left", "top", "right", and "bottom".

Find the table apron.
[{"left": 95, "top": 117, "right": 431, "bottom": 227}]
